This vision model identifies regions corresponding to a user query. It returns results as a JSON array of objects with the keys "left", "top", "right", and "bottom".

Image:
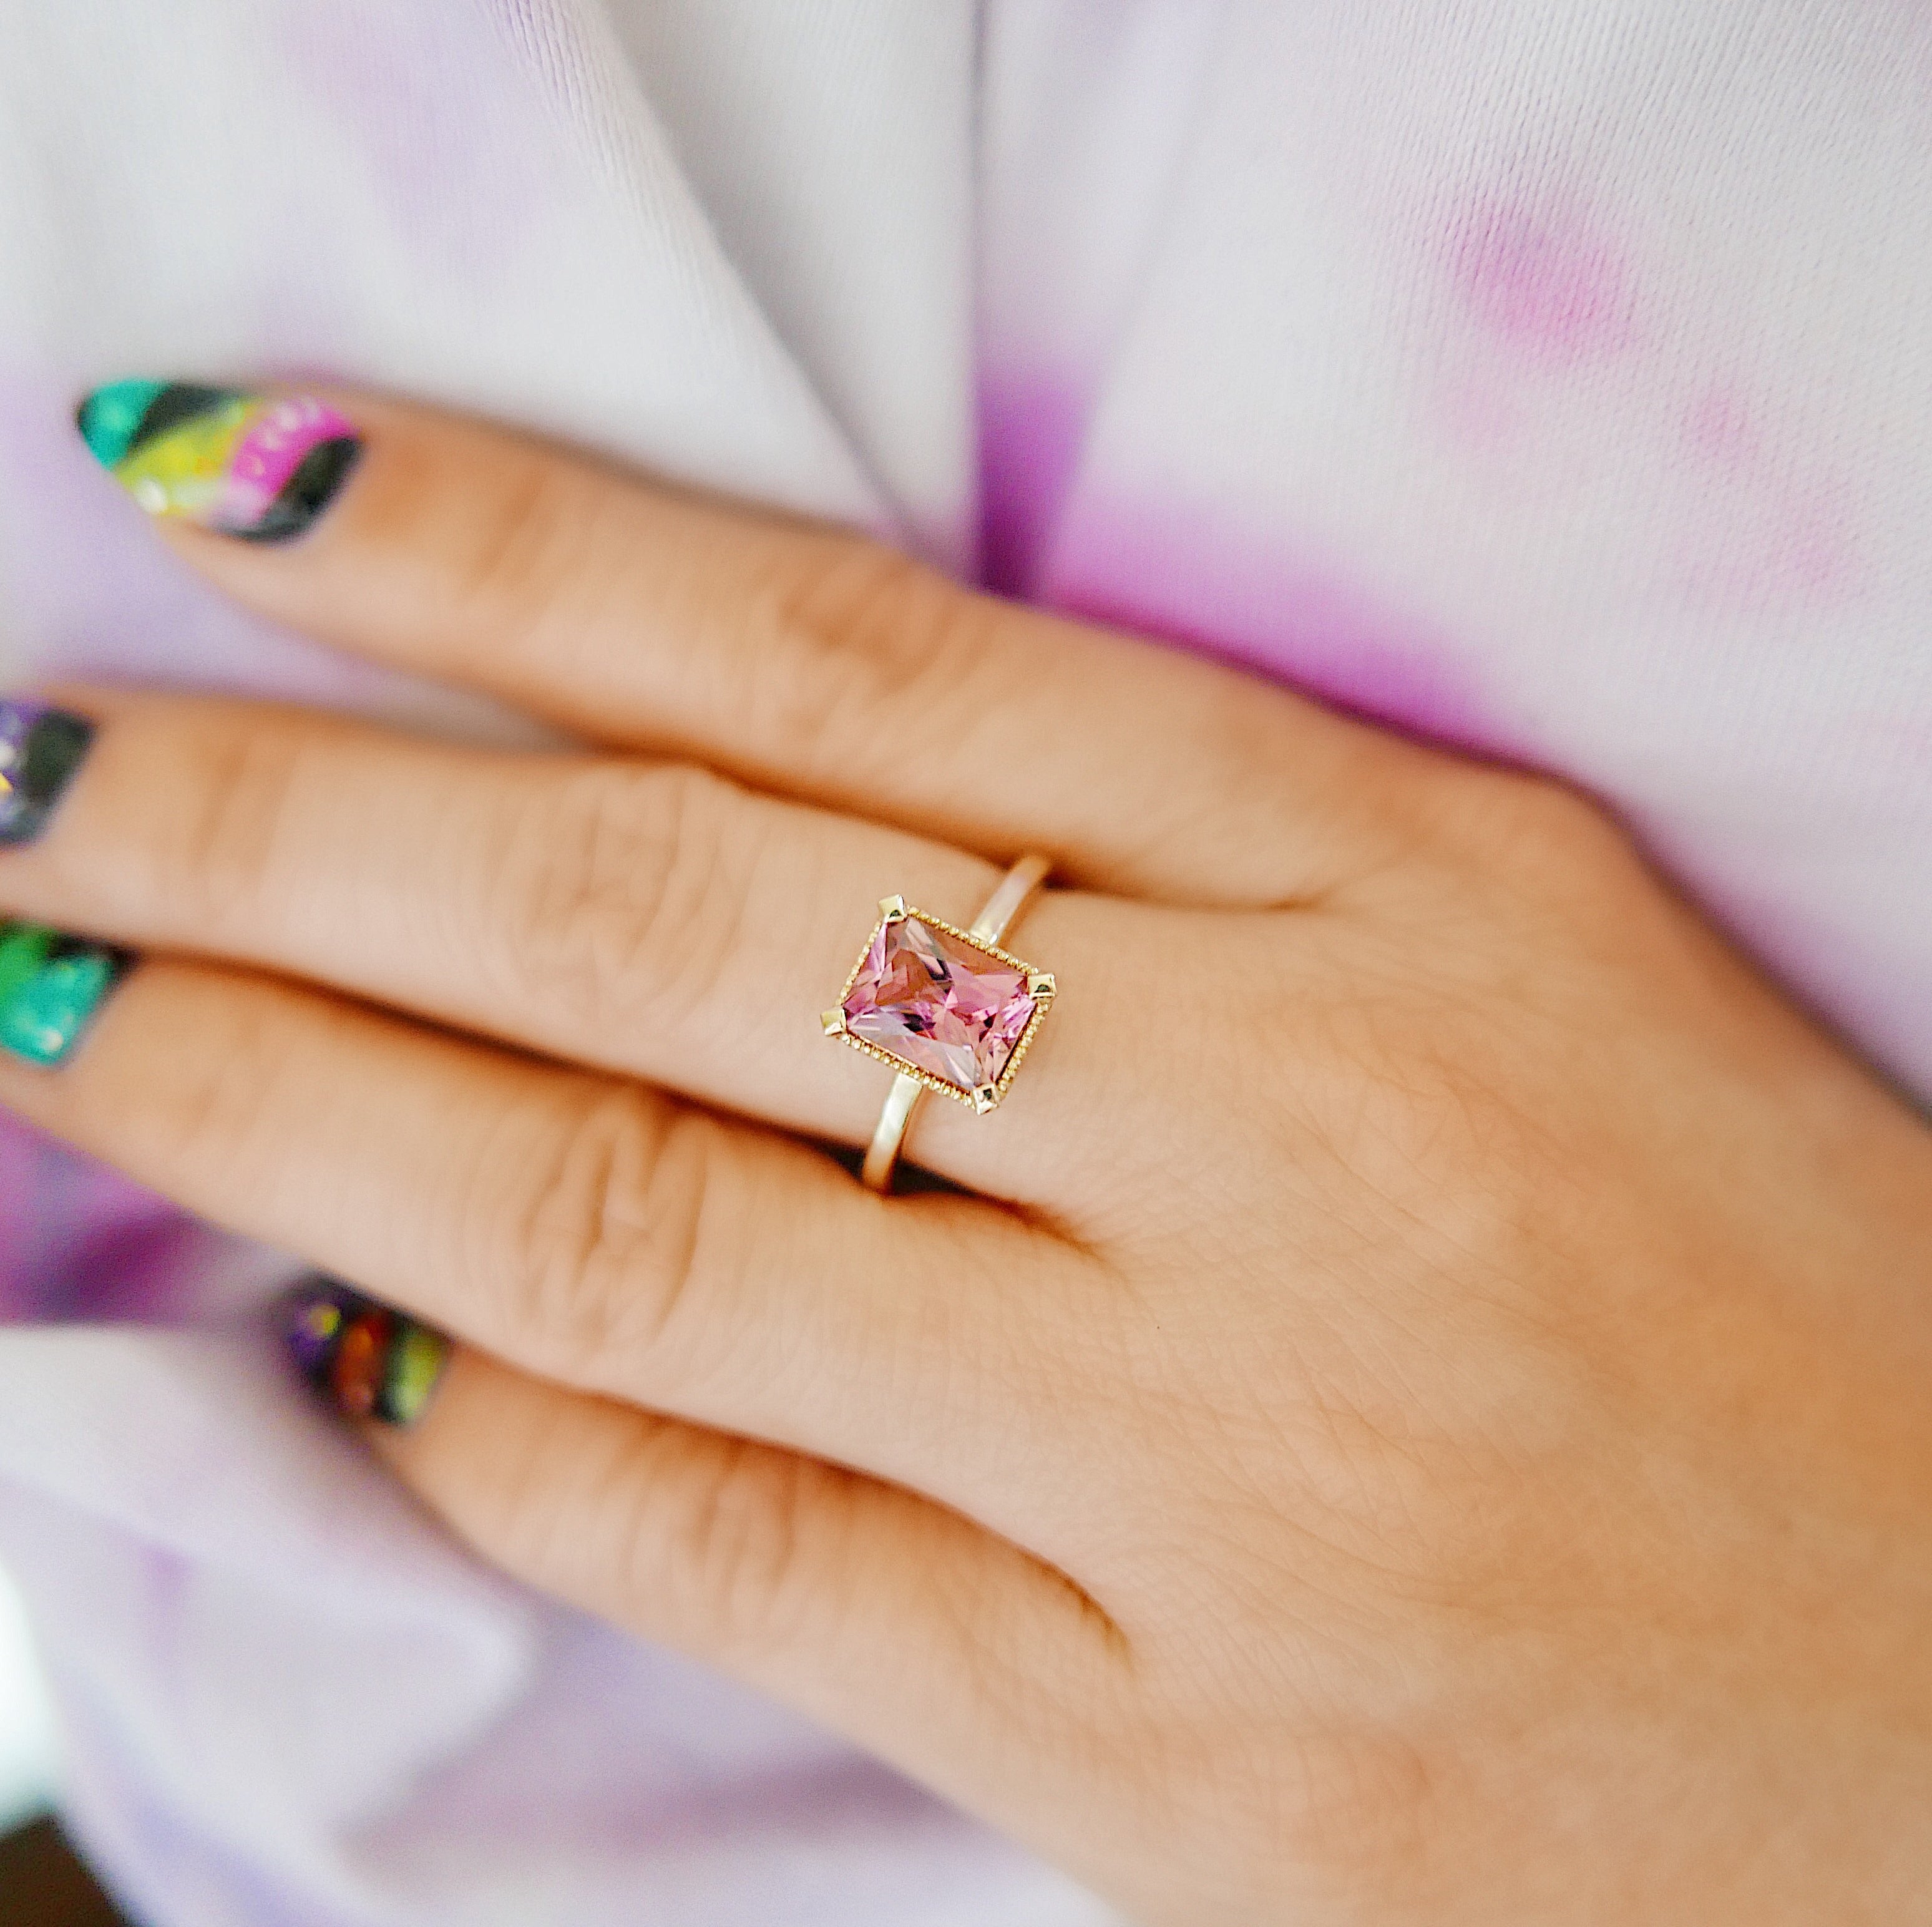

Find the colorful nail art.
[
  {"left": 285, "top": 1277, "right": 451, "bottom": 1428},
  {"left": 76, "top": 381, "right": 361, "bottom": 542},
  {"left": 0, "top": 921, "right": 125, "bottom": 1066},
  {"left": 0, "top": 703, "right": 93, "bottom": 847}
]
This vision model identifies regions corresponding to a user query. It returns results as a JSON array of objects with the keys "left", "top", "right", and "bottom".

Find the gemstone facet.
[{"left": 831, "top": 905, "right": 1053, "bottom": 1108}]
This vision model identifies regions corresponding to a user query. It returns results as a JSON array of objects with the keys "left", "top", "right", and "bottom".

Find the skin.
[{"left": 4, "top": 393, "right": 1932, "bottom": 1921}]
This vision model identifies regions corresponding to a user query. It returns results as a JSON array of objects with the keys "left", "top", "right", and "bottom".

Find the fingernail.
[
  {"left": 284, "top": 1277, "right": 451, "bottom": 1428},
  {"left": 76, "top": 381, "right": 362, "bottom": 543},
  {"left": 0, "top": 921, "right": 126, "bottom": 1066},
  {"left": 0, "top": 703, "right": 94, "bottom": 847}
]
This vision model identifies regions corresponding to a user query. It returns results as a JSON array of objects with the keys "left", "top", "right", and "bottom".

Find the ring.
[{"left": 822, "top": 854, "right": 1057, "bottom": 1193}]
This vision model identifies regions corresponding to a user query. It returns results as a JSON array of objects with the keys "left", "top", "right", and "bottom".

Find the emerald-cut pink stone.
[{"left": 842, "top": 915, "right": 1038, "bottom": 1096}]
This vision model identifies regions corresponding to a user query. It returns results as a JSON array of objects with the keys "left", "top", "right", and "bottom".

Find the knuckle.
[
  {"left": 437, "top": 449, "right": 600, "bottom": 638},
  {"left": 131, "top": 973, "right": 318, "bottom": 1186},
  {"left": 162, "top": 721, "right": 309, "bottom": 929},
  {"left": 1446, "top": 766, "right": 1631, "bottom": 876},
  {"left": 739, "top": 534, "right": 992, "bottom": 771},
  {"left": 483, "top": 760, "right": 753, "bottom": 1040},
  {"left": 493, "top": 1087, "right": 726, "bottom": 1381},
  {"left": 658, "top": 1440, "right": 829, "bottom": 1652},
  {"left": 1511, "top": 771, "right": 1627, "bottom": 859}
]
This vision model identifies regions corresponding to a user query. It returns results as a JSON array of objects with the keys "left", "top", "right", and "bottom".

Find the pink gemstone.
[{"left": 843, "top": 915, "right": 1038, "bottom": 1096}]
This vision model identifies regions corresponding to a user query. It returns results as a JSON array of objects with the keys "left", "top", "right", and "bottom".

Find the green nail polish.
[{"left": 0, "top": 922, "right": 125, "bottom": 1066}]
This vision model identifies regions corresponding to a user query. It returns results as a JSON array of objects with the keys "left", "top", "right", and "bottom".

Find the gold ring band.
[{"left": 821, "top": 854, "right": 1056, "bottom": 1195}]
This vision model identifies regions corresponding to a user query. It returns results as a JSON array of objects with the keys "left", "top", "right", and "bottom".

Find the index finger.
[{"left": 78, "top": 381, "right": 1425, "bottom": 905}]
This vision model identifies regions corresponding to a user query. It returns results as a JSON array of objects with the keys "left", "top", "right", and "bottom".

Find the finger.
[
  {"left": 375, "top": 1344, "right": 1134, "bottom": 1890},
  {"left": 0, "top": 959, "right": 1113, "bottom": 1551},
  {"left": 82, "top": 381, "right": 1428, "bottom": 904},
  {"left": 6, "top": 689, "right": 1169, "bottom": 1209},
  {"left": 366, "top": 1344, "right": 1116, "bottom": 1873}
]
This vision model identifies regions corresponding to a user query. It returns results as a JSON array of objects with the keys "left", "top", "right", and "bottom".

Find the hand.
[{"left": 7, "top": 386, "right": 1932, "bottom": 1923}]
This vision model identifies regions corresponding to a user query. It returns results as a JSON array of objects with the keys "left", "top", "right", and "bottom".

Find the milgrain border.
[{"left": 821, "top": 900, "right": 1058, "bottom": 1114}]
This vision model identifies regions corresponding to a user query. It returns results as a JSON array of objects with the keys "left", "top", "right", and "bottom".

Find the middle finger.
[{"left": 3, "top": 689, "right": 1159, "bottom": 1208}]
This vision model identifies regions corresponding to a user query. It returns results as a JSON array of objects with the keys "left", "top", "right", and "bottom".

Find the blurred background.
[
  {"left": 0, "top": 1564, "right": 55, "bottom": 1830},
  {"left": 0, "top": 1563, "right": 132, "bottom": 1923}
]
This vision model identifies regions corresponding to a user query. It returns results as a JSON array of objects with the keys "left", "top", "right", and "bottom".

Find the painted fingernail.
[
  {"left": 0, "top": 921, "right": 126, "bottom": 1066},
  {"left": 76, "top": 381, "right": 362, "bottom": 543},
  {"left": 284, "top": 1277, "right": 451, "bottom": 1428},
  {"left": 0, "top": 703, "right": 93, "bottom": 847}
]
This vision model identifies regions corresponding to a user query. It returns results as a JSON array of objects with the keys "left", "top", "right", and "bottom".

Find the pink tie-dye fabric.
[{"left": 0, "top": 2, "right": 1928, "bottom": 1921}]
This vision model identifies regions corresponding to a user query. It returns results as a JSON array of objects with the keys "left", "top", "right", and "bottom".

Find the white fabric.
[{"left": 0, "top": 2, "right": 1925, "bottom": 1920}]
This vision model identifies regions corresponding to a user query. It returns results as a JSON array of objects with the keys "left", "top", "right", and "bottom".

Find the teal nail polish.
[{"left": 0, "top": 922, "right": 125, "bottom": 1066}]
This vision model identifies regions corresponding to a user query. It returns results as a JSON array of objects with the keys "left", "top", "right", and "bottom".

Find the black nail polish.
[{"left": 0, "top": 703, "right": 92, "bottom": 847}]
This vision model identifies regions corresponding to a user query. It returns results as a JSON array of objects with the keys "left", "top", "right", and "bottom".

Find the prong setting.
[{"left": 826, "top": 894, "right": 1056, "bottom": 1115}]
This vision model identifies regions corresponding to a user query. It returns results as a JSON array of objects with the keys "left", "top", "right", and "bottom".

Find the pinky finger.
[{"left": 339, "top": 1322, "right": 1120, "bottom": 1853}]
